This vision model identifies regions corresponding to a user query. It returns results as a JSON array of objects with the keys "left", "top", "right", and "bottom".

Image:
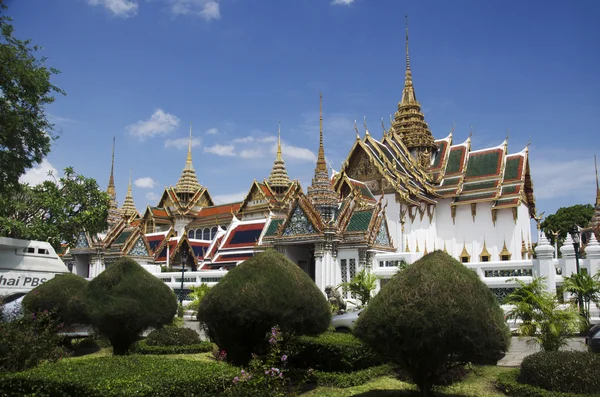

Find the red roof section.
[
  {"left": 222, "top": 221, "right": 266, "bottom": 249},
  {"left": 196, "top": 202, "right": 241, "bottom": 218}
]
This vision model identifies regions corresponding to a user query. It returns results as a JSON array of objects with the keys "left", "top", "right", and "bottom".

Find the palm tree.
[
  {"left": 562, "top": 272, "right": 600, "bottom": 330},
  {"left": 187, "top": 284, "right": 211, "bottom": 316},
  {"left": 338, "top": 268, "right": 379, "bottom": 306},
  {"left": 505, "top": 276, "right": 581, "bottom": 351}
]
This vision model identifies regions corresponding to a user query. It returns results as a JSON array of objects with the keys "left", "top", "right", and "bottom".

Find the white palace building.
[{"left": 61, "top": 26, "right": 600, "bottom": 310}]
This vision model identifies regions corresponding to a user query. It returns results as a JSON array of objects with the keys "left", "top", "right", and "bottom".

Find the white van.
[{"left": 0, "top": 237, "right": 69, "bottom": 301}]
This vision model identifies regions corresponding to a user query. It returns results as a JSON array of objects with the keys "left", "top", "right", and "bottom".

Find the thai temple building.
[{"left": 60, "top": 22, "right": 600, "bottom": 306}]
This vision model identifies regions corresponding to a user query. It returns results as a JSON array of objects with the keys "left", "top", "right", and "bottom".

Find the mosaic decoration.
[
  {"left": 375, "top": 221, "right": 390, "bottom": 246},
  {"left": 490, "top": 287, "right": 515, "bottom": 304},
  {"left": 484, "top": 268, "right": 532, "bottom": 278},
  {"left": 128, "top": 238, "right": 149, "bottom": 256},
  {"left": 340, "top": 259, "right": 348, "bottom": 284},
  {"left": 75, "top": 232, "right": 89, "bottom": 249},
  {"left": 283, "top": 206, "right": 316, "bottom": 236}
]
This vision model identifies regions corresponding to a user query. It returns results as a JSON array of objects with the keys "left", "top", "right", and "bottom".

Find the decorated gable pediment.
[
  {"left": 75, "top": 231, "right": 91, "bottom": 249},
  {"left": 374, "top": 218, "right": 392, "bottom": 247},
  {"left": 283, "top": 205, "right": 318, "bottom": 236},
  {"left": 128, "top": 237, "right": 150, "bottom": 257}
]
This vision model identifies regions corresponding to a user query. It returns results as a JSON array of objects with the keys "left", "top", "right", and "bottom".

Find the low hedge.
[
  {"left": 311, "top": 364, "right": 394, "bottom": 388},
  {"left": 497, "top": 369, "right": 598, "bottom": 397},
  {"left": 0, "top": 355, "right": 239, "bottom": 397},
  {"left": 519, "top": 351, "right": 600, "bottom": 395},
  {"left": 133, "top": 339, "right": 214, "bottom": 355},
  {"left": 286, "top": 331, "right": 382, "bottom": 372},
  {"left": 146, "top": 327, "right": 201, "bottom": 346}
]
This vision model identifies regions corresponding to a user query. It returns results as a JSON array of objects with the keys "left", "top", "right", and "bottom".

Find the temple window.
[
  {"left": 210, "top": 226, "right": 218, "bottom": 239},
  {"left": 188, "top": 230, "right": 195, "bottom": 239},
  {"left": 499, "top": 241, "right": 512, "bottom": 261},
  {"left": 195, "top": 229, "right": 202, "bottom": 239},
  {"left": 460, "top": 244, "right": 471, "bottom": 263},
  {"left": 203, "top": 228, "right": 210, "bottom": 240},
  {"left": 479, "top": 242, "right": 491, "bottom": 262}
]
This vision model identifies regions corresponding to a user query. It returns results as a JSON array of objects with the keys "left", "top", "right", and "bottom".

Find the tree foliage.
[
  {"left": 541, "top": 204, "right": 594, "bottom": 245},
  {"left": 338, "top": 268, "right": 379, "bottom": 306},
  {"left": 505, "top": 277, "right": 581, "bottom": 351},
  {"left": 0, "top": 3, "right": 65, "bottom": 195},
  {"left": 83, "top": 258, "right": 178, "bottom": 355},
  {"left": 0, "top": 167, "right": 110, "bottom": 250},
  {"left": 562, "top": 272, "right": 600, "bottom": 330},
  {"left": 197, "top": 249, "right": 331, "bottom": 365},
  {"left": 22, "top": 273, "right": 89, "bottom": 325},
  {"left": 354, "top": 251, "right": 510, "bottom": 397}
]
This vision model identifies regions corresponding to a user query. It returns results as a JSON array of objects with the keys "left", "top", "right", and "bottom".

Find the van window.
[
  {"left": 24, "top": 247, "right": 35, "bottom": 253},
  {"left": 37, "top": 248, "right": 49, "bottom": 255}
]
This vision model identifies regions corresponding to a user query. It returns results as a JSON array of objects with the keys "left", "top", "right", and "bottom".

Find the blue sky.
[{"left": 10, "top": 0, "right": 600, "bottom": 218}]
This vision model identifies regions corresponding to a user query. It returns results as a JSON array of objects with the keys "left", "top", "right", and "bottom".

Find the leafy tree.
[
  {"left": 83, "top": 257, "right": 178, "bottom": 355},
  {"left": 0, "top": 2, "right": 65, "bottom": 196},
  {"left": 188, "top": 284, "right": 210, "bottom": 317},
  {"left": 22, "top": 273, "right": 89, "bottom": 325},
  {"left": 338, "top": 268, "right": 379, "bottom": 306},
  {"left": 541, "top": 204, "right": 594, "bottom": 245},
  {"left": 354, "top": 251, "right": 510, "bottom": 397},
  {"left": 0, "top": 167, "right": 110, "bottom": 250},
  {"left": 562, "top": 272, "right": 600, "bottom": 331},
  {"left": 198, "top": 249, "right": 331, "bottom": 365},
  {"left": 505, "top": 277, "right": 581, "bottom": 351}
]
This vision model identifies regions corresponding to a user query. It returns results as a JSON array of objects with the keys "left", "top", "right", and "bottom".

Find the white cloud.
[
  {"left": 233, "top": 136, "right": 254, "bottom": 143},
  {"left": 169, "top": 0, "right": 221, "bottom": 21},
  {"left": 239, "top": 149, "right": 264, "bottom": 159},
  {"left": 260, "top": 136, "right": 277, "bottom": 143},
  {"left": 87, "top": 0, "right": 138, "bottom": 18},
  {"left": 146, "top": 192, "right": 159, "bottom": 202},
  {"left": 212, "top": 191, "right": 247, "bottom": 204},
  {"left": 332, "top": 0, "right": 355, "bottom": 5},
  {"left": 126, "top": 109, "right": 180, "bottom": 140},
  {"left": 134, "top": 177, "right": 157, "bottom": 189},
  {"left": 204, "top": 144, "right": 235, "bottom": 156},
  {"left": 164, "top": 137, "right": 202, "bottom": 150},
  {"left": 272, "top": 143, "right": 317, "bottom": 162},
  {"left": 530, "top": 152, "right": 596, "bottom": 201},
  {"left": 19, "top": 159, "right": 58, "bottom": 186},
  {"left": 205, "top": 127, "right": 219, "bottom": 135}
]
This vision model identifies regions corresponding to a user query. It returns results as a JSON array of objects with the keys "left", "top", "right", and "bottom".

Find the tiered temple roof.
[
  {"left": 121, "top": 170, "right": 139, "bottom": 220},
  {"left": 267, "top": 122, "right": 292, "bottom": 189},
  {"left": 106, "top": 137, "right": 122, "bottom": 227},
  {"left": 175, "top": 123, "right": 202, "bottom": 194}
]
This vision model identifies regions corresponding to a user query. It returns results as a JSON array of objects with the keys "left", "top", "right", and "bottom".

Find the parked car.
[
  {"left": 330, "top": 309, "right": 363, "bottom": 333},
  {"left": 585, "top": 323, "right": 600, "bottom": 353}
]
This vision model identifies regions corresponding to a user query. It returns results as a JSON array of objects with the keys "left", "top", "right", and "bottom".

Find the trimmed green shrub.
[
  {"left": 519, "top": 351, "right": 600, "bottom": 394},
  {"left": 198, "top": 249, "right": 330, "bottom": 365},
  {"left": 83, "top": 257, "right": 178, "bottom": 355},
  {"left": 354, "top": 251, "right": 510, "bottom": 397},
  {"left": 133, "top": 339, "right": 213, "bottom": 355},
  {"left": 146, "top": 327, "right": 201, "bottom": 346},
  {"left": 311, "top": 364, "right": 394, "bottom": 388},
  {"left": 22, "top": 273, "right": 89, "bottom": 325},
  {"left": 497, "top": 369, "right": 597, "bottom": 397},
  {"left": 0, "top": 309, "right": 67, "bottom": 372},
  {"left": 286, "top": 332, "right": 382, "bottom": 372},
  {"left": 0, "top": 355, "right": 239, "bottom": 397}
]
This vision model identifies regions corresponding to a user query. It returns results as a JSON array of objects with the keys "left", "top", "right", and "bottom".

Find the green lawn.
[{"left": 302, "top": 366, "right": 510, "bottom": 397}]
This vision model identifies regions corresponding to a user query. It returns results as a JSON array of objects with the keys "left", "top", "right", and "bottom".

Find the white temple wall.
[
  {"left": 283, "top": 245, "right": 311, "bottom": 270},
  {"left": 383, "top": 193, "right": 402, "bottom": 252},
  {"left": 402, "top": 208, "right": 437, "bottom": 254},
  {"left": 73, "top": 255, "right": 90, "bottom": 278}
]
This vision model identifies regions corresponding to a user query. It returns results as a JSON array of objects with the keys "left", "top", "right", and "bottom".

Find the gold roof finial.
[
  {"left": 381, "top": 117, "right": 386, "bottom": 137},
  {"left": 354, "top": 119, "right": 360, "bottom": 140},
  {"left": 316, "top": 91, "right": 326, "bottom": 173},
  {"left": 107, "top": 136, "right": 116, "bottom": 198},
  {"left": 526, "top": 135, "right": 532, "bottom": 149},
  {"left": 364, "top": 116, "right": 370, "bottom": 136},
  {"left": 267, "top": 121, "right": 291, "bottom": 189},
  {"left": 451, "top": 119, "right": 455, "bottom": 134},
  {"left": 121, "top": 168, "right": 138, "bottom": 219},
  {"left": 277, "top": 121, "right": 282, "bottom": 161},
  {"left": 595, "top": 155, "right": 600, "bottom": 205},
  {"left": 404, "top": 14, "right": 412, "bottom": 89},
  {"left": 175, "top": 121, "right": 202, "bottom": 194},
  {"left": 505, "top": 128, "right": 510, "bottom": 142}
]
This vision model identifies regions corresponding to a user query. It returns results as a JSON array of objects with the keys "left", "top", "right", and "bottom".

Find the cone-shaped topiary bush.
[
  {"left": 198, "top": 249, "right": 330, "bottom": 365},
  {"left": 354, "top": 250, "right": 510, "bottom": 397},
  {"left": 22, "top": 273, "right": 89, "bottom": 325},
  {"left": 84, "top": 257, "right": 177, "bottom": 355}
]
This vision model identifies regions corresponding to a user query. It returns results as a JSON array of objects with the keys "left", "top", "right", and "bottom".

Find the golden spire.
[
  {"left": 391, "top": 15, "right": 436, "bottom": 167},
  {"left": 121, "top": 169, "right": 138, "bottom": 219},
  {"left": 595, "top": 155, "right": 600, "bottom": 206},
  {"left": 175, "top": 121, "right": 202, "bottom": 194},
  {"left": 307, "top": 92, "right": 338, "bottom": 220},
  {"left": 107, "top": 136, "right": 116, "bottom": 199},
  {"left": 316, "top": 91, "right": 327, "bottom": 173},
  {"left": 267, "top": 121, "right": 291, "bottom": 189}
]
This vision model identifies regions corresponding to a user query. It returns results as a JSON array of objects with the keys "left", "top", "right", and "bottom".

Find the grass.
[{"left": 301, "top": 366, "right": 511, "bottom": 397}]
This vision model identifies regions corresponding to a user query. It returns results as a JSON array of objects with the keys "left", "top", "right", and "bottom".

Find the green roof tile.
[
  {"left": 264, "top": 219, "right": 283, "bottom": 237},
  {"left": 346, "top": 210, "right": 374, "bottom": 232},
  {"left": 462, "top": 180, "right": 498, "bottom": 192},
  {"left": 465, "top": 150, "right": 501, "bottom": 178},
  {"left": 504, "top": 157, "right": 522, "bottom": 181},
  {"left": 445, "top": 147, "right": 465, "bottom": 174},
  {"left": 113, "top": 230, "right": 132, "bottom": 245}
]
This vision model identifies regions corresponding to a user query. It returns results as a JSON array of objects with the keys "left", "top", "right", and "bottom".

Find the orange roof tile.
[{"left": 196, "top": 202, "right": 241, "bottom": 218}]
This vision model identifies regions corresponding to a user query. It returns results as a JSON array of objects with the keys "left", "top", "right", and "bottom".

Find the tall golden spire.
[
  {"left": 175, "top": 121, "right": 202, "bottom": 194},
  {"left": 107, "top": 136, "right": 116, "bottom": 199},
  {"left": 106, "top": 137, "right": 122, "bottom": 228},
  {"left": 121, "top": 169, "right": 138, "bottom": 219},
  {"left": 267, "top": 121, "right": 291, "bottom": 190},
  {"left": 392, "top": 15, "right": 436, "bottom": 168},
  {"left": 307, "top": 92, "right": 338, "bottom": 220}
]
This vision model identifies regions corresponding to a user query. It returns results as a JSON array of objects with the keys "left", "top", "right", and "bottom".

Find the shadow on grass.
[{"left": 351, "top": 393, "right": 471, "bottom": 397}]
